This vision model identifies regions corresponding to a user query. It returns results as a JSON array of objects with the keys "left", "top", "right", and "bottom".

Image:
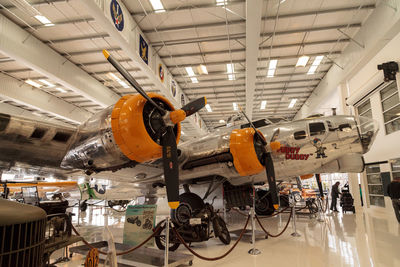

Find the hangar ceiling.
[{"left": 0, "top": 0, "right": 376, "bottom": 136}]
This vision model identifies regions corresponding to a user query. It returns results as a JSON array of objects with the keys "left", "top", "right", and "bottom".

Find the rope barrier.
[
  {"left": 71, "top": 224, "right": 161, "bottom": 256},
  {"left": 172, "top": 215, "right": 250, "bottom": 261},
  {"left": 255, "top": 208, "right": 293, "bottom": 238}
]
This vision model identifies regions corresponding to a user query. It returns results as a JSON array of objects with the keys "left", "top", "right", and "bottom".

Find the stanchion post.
[
  {"left": 164, "top": 216, "right": 170, "bottom": 267},
  {"left": 290, "top": 191, "right": 300, "bottom": 237},
  {"left": 317, "top": 197, "right": 324, "bottom": 222},
  {"left": 248, "top": 186, "right": 261, "bottom": 255}
]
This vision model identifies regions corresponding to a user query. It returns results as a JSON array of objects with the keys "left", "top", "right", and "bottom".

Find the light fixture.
[
  {"left": 181, "top": 131, "right": 185, "bottom": 135},
  {"left": 191, "top": 77, "right": 199, "bottom": 83},
  {"left": 233, "top": 102, "right": 238, "bottom": 111},
  {"left": 219, "top": 119, "right": 226, "bottom": 123},
  {"left": 149, "top": 0, "right": 165, "bottom": 13},
  {"left": 25, "top": 79, "right": 42, "bottom": 88},
  {"left": 296, "top": 55, "right": 310, "bottom": 67},
  {"left": 227, "top": 63, "right": 235, "bottom": 80},
  {"left": 205, "top": 104, "right": 212, "bottom": 112},
  {"left": 108, "top": 72, "right": 130, "bottom": 88},
  {"left": 288, "top": 99, "right": 297, "bottom": 108},
  {"left": 185, "top": 67, "right": 195, "bottom": 76},
  {"left": 32, "top": 111, "right": 42, "bottom": 117},
  {"left": 307, "top": 55, "right": 324, "bottom": 75},
  {"left": 38, "top": 79, "right": 55, "bottom": 88},
  {"left": 260, "top": 100, "right": 267, "bottom": 110},
  {"left": 34, "top": 15, "right": 53, "bottom": 26},
  {"left": 55, "top": 87, "right": 67, "bottom": 93},
  {"left": 198, "top": 64, "right": 208, "bottom": 75},
  {"left": 267, "top": 59, "right": 278, "bottom": 77},
  {"left": 216, "top": 0, "right": 226, "bottom": 6}
]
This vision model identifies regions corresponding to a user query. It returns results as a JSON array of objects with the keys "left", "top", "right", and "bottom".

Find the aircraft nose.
[{"left": 357, "top": 116, "right": 379, "bottom": 153}]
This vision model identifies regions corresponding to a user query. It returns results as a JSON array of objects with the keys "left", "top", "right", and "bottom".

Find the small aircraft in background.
[{"left": 0, "top": 50, "right": 378, "bottom": 221}]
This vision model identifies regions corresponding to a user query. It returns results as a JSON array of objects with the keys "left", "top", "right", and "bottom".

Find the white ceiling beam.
[
  {"left": 0, "top": 73, "right": 92, "bottom": 124},
  {"left": 81, "top": 0, "right": 207, "bottom": 134},
  {"left": 0, "top": 14, "right": 119, "bottom": 108}
]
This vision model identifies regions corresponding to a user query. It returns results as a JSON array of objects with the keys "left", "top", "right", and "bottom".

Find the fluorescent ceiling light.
[
  {"left": 108, "top": 72, "right": 119, "bottom": 80},
  {"left": 185, "top": 67, "right": 195, "bottom": 77},
  {"left": 219, "top": 119, "right": 225, "bottom": 123},
  {"left": 228, "top": 74, "right": 235, "bottom": 81},
  {"left": 25, "top": 79, "right": 42, "bottom": 88},
  {"left": 55, "top": 87, "right": 67, "bottom": 93},
  {"left": 307, "top": 55, "right": 324, "bottom": 75},
  {"left": 205, "top": 104, "right": 212, "bottom": 112},
  {"left": 288, "top": 99, "right": 297, "bottom": 108},
  {"left": 296, "top": 55, "right": 310, "bottom": 67},
  {"left": 198, "top": 64, "right": 208, "bottom": 75},
  {"left": 191, "top": 77, "right": 199, "bottom": 83},
  {"left": 260, "top": 100, "right": 267, "bottom": 110},
  {"left": 119, "top": 81, "right": 129, "bottom": 88},
  {"left": 38, "top": 79, "right": 55, "bottom": 87},
  {"left": 181, "top": 131, "right": 185, "bottom": 135},
  {"left": 233, "top": 102, "right": 238, "bottom": 111},
  {"left": 149, "top": 0, "right": 165, "bottom": 13},
  {"left": 34, "top": 15, "right": 52, "bottom": 25},
  {"left": 216, "top": 0, "right": 226, "bottom": 6},
  {"left": 267, "top": 59, "right": 278, "bottom": 77},
  {"left": 226, "top": 63, "right": 234, "bottom": 73}
]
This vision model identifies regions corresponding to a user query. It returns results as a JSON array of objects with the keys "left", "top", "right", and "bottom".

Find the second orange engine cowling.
[
  {"left": 61, "top": 93, "right": 180, "bottom": 172},
  {"left": 229, "top": 128, "right": 265, "bottom": 176}
]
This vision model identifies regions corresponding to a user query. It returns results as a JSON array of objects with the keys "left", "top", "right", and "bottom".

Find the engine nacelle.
[
  {"left": 61, "top": 93, "right": 180, "bottom": 172},
  {"left": 229, "top": 128, "right": 265, "bottom": 176}
]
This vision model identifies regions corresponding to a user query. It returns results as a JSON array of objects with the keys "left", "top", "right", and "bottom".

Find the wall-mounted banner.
[
  {"left": 139, "top": 35, "right": 149, "bottom": 65},
  {"left": 158, "top": 64, "right": 164, "bottom": 82},
  {"left": 110, "top": 0, "right": 124, "bottom": 32},
  {"left": 170, "top": 80, "right": 177, "bottom": 97},
  {"left": 123, "top": 205, "right": 157, "bottom": 247}
]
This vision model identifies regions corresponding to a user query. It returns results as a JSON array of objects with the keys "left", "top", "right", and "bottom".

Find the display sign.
[{"left": 123, "top": 204, "right": 157, "bottom": 246}]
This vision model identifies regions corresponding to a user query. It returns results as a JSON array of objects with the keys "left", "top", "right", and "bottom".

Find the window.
[
  {"left": 30, "top": 128, "right": 47, "bottom": 139},
  {"left": 52, "top": 132, "right": 71, "bottom": 143},
  {"left": 390, "top": 158, "right": 400, "bottom": 181},
  {"left": 309, "top": 122, "right": 325, "bottom": 136},
  {"left": 380, "top": 82, "right": 400, "bottom": 134},
  {"left": 356, "top": 99, "right": 373, "bottom": 134},
  {"left": 294, "top": 130, "right": 306, "bottom": 140},
  {"left": 366, "top": 164, "right": 385, "bottom": 207}
]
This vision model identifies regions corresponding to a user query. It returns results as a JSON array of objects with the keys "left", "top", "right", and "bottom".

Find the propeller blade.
[
  {"left": 265, "top": 152, "right": 279, "bottom": 209},
  {"left": 315, "top": 173, "right": 324, "bottom": 200},
  {"left": 161, "top": 126, "right": 180, "bottom": 209},
  {"left": 102, "top": 50, "right": 166, "bottom": 115},
  {"left": 238, "top": 107, "right": 267, "bottom": 145},
  {"left": 270, "top": 128, "right": 280, "bottom": 142},
  {"left": 181, "top": 97, "right": 207, "bottom": 117}
]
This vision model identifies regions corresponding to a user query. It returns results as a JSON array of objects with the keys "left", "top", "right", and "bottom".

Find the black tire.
[
  {"left": 214, "top": 216, "right": 231, "bottom": 245},
  {"left": 255, "top": 190, "right": 275, "bottom": 215},
  {"left": 171, "top": 193, "right": 205, "bottom": 224},
  {"left": 80, "top": 201, "right": 88, "bottom": 212},
  {"left": 154, "top": 220, "right": 180, "bottom": 251},
  {"left": 307, "top": 200, "right": 319, "bottom": 214}
]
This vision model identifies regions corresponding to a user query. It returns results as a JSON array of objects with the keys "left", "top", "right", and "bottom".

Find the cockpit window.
[
  {"left": 339, "top": 123, "right": 351, "bottom": 131},
  {"left": 309, "top": 122, "right": 326, "bottom": 136},
  {"left": 294, "top": 130, "right": 307, "bottom": 140}
]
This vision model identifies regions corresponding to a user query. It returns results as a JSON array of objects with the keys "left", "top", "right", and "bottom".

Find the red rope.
[{"left": 255, "top": 208, "right": 293, "bottom": 238}]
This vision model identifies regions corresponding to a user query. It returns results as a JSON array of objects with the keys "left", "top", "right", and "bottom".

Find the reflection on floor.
[{"left": 53, "top": 204, "right": 400, "bottom": 267}]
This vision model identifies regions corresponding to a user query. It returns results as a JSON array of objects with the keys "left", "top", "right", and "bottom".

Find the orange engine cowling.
[
  {"left": 61, "top": 93, "right": 180, "bottom": 171},
  {"left": 111, "top": 93, "right": 181, "bottom": 162},
  {"left": 229, "top": 128, "right": 265, "bottom": 176}
]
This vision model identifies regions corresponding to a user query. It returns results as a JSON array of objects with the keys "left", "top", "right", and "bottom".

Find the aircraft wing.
[{"left": 0, "top": 113, "right": 77, "bottom": 169}]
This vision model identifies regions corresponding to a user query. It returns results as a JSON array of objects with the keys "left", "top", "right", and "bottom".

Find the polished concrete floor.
[{"left": 53, "top": 204, "right": 400, "bottom": 267}]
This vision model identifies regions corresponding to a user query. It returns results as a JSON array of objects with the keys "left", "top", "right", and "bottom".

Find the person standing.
[{"left": 330, "top": 182, "right": 341, "bottom": 212}]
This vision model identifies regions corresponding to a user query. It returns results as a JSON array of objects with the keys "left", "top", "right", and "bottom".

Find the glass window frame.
[{"left": 380, "top": 81, "right": 400, "bottom": 135}]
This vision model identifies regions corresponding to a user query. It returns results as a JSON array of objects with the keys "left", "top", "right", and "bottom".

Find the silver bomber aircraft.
[{"left": 0, "top": 50, "right": 378, "bottom": 215}]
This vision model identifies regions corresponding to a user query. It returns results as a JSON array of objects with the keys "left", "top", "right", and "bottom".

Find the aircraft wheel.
[
  {"left": 255, "top": 190, "right": 275, "bottom": 215},
  {"left": 171, "top": 193, "right": 205, "bottom": 224}
]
